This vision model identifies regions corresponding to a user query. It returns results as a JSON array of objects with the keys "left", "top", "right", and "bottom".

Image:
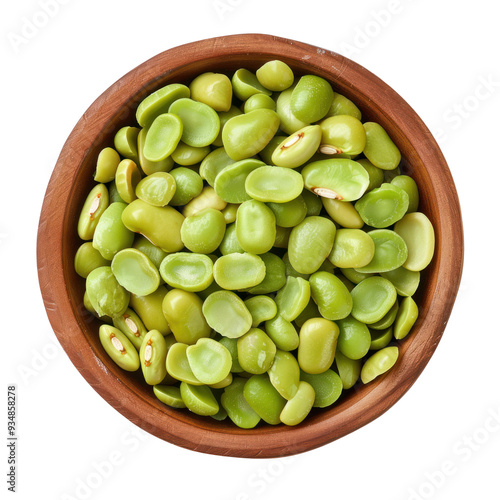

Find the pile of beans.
[{"left": 75, "top": 60, "right": 435, "bottom": 427}]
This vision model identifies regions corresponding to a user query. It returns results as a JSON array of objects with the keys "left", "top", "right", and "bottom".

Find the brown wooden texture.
[{"left": 37, "top": 34, "right": 464, "bottom": 458}]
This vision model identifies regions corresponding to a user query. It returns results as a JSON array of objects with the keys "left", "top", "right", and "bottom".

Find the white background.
[{"left": 2, "top": 1, "right": 500, "bottom": 499}]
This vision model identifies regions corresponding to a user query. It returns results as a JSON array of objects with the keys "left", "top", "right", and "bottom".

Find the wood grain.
[{"left": 37, "top": 34, "right": 464, "bottom": 458}]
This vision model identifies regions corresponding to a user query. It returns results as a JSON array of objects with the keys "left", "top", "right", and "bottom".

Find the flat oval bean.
[
  {"left": 341, "top": 267, "right": 374, "bottom": 285},
  {"left": 140, "top": 329, "right": 168, "bottom": 385},
  {"left": 334, "top": 350, "right": 361, "bottom": 389},
  {"left": 268, "top": 350, "right": 300, "bottom": 400},
  {"left": 74, "top": 242, "right": 110, "bottom": 278},
  {"left": 300, "top": 369, "right": 343, "bottom": 408},
  {"left": 210, "top": 372, "right": 233, "bottom": 390},
  {"left": 369, "top": 326, "right": 393, "bottom": 351},
  {"left": 160, "top": 253, "right": 213, "bottom": 292},
  {"left": 122, "top": 199, "right": 184, "bottom": 252},
  {"left": 288, "top": 216, "right": 336, "bottom": 274},
  {"left": 129, "top": 285, "right": 170, "bottom": 335},
  {"left": 391, "top": 175, "right": 419, "bottom": 213},
  {"left": 245, "top": 166, "right": 304, "bottom": 203},
  {"left": 256, "top": 60, "right": 294, "bottom": 91},
  {"left": 355, "top": 229, "right": 408, "bottom": 274},
  {"left": 309, "top": 271, "right": 353, "bottom": 320},
  {"left": 99, "top": 325, "right": 139, "bottom": 371},
  {"left": 162, "top": 289, "right": 211, "bottom": 344},
  {"left": 337, "top": 316, "right": 371, "bottom": 360},
  {"left": 325, "top": 92, "right": 362, "bottom": 120},
  {"left": 361, "top": 346, "right": 399, "bottom": 384},
  {"left": 153, "top": 385, "right": 186, "bottom": 408},
  {"left": 329, "top": 228, "right": 375, "bottom": 268},
  {"left": 244, "top": 296, "right": 278, "bottom": 327},
  {"left": 214, "top": 158, "right": 265, "bottom": 203},
  {"left": 291, "top": 75, "right": 334, "bottom": 123},
  {"left": 115, "top": 159, "right": 141, "bottom": 204},
  {"left": 298, "top": 318, "right": 339, "bottom": 374},
  {"left": 275, "top": 276, "right": 311, "bottom": 322},
  {"left": 137, "top": 127, "right": 174, "bottom": 175},
  {"left": 135, "top": 172, "right": 176, "bottom": 207},
  {"left": 85, "top": 293, "right": 109, "bottom": 322},
  {"left": 93, "top": 202, "right": 135, "bottom": 260},
  {"left": 181, "top": 208, "right": 226, "bottom": 254},
  {"left": 190, "top": 72, "right": 232, "bottom": 112},
  {"left": 169, "top": 98, "right": 220, "bottom": 147},
  {"left": 77, "top": 184, "right": 109, "bottom": 240},
  {"left": 302, "top": 159, "right": 369, "bottom": 201},
  {"left": 322, "top": 198, "right": 364, "bottom": 229},
  {"left": 302, "top": 189, "right": 323, "bottom": 216},
  {"left": 85, "top": 298, "right": 118, "bottom": 324},
  {"left": 222, "top": 109, "right": 280, "bottom": 161},
  {"left": 237, "top": 328, "right": 276, "bottom": 375},
  {"left": 243, "top": 374, "right": 286, "bottom": 425},
  {"left": 236, "top": 200, "right": 276, "bottom": 254},
  {"left": 280, "top": 381, "right": 315, "bottom": 425},
  {"left": 86, "top": 266, "right": 130, "bottom": 318},
  {"left": 320, "top": 115, "right": 366, "bottom": 155},
  {"left": 357, "top": 158, "right": 385, "bottom": 191},
  {"left": 355, "top": 183, "right": 409, "bottom": 228},
  {"left": 394, "top": 212, "right": 435, "bottom": 271},
  {"left": 219, "top": 222, "right": 244, "bottom": 255},
  {"left": 222, "top": 203, "right": 239, "bottom": 224},
  {"left": 114, "top": 126, "right": 140, "bottom": 163},
  {"left": 213, "top": 253, "right": 266, "bottom": 290},
  {"left": 113, "top": 308, "right": 148, "bottom": 351},
  {"left": 143, "top": 113, "right": 183, "bottom": 162},
  {"left": 221, "top": 378, "right": 261, "bottom": 428},
  {"left": 108, "top": 181, "right": 125, "bottom": 204},
  {"left": 243, "top": 93, "right": 276, "bottom": 113},
  {"left": 202, "top": 290, "right": 252, "bottom": 339},
  {"left": 187, "top": 338, "right": 232, "bottom": 385},
  {"left": 368, "top": 300, "right": 399, "bottom": 330},
  {"left": 276, "top": 86, "right": 309, "bottom": 135},
  {"left": 393, "top": 296, "right": 419, "bottom": 340},
  {"left": 166, "top": 343, "right": 202, "bottom": 385},
  {"left": 271, "top": 125, "right": 322, "bottom": 168},
  {"left": 231, "top": 68, "right": 272, "bottom": 101},
  {"left": 111, "top": 248, "right": 160, "bottom": 296},
  {"left": 180, "top": 382, "right": 219, "bottom": 416},
  {"left": 219, "top": 337, "right": 244, "bottom": 373},
  {"left": 167, "top": 167, "right": 203, "bottom": 206},
  {"left": 264, "top": 315, "right": 299, "bottom": 352},
  {"left": 213, "top": 105, "right": 242, "bottom": 147},
  {"left": 94, "top": 147, "right": 121, "bottom": 183},
  {"left": 351, "top": 276, "right": 397, "bottom": 324},
  {"left": 363, "top": 122, "right": 401, "bottom": 170}
]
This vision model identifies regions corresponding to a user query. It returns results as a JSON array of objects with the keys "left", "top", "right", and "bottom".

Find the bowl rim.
[{"left": 37, "top": 33, "right": 464, "bottom": 458}]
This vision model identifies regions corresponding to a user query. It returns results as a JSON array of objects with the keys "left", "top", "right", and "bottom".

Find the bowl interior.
[{"left": 39, "top": 34, "right": 463, "bottom": 458}]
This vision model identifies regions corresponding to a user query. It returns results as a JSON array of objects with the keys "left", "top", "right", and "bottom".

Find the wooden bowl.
[{"left": 37, "top": 34, "right": 464, "bottom": 458}]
